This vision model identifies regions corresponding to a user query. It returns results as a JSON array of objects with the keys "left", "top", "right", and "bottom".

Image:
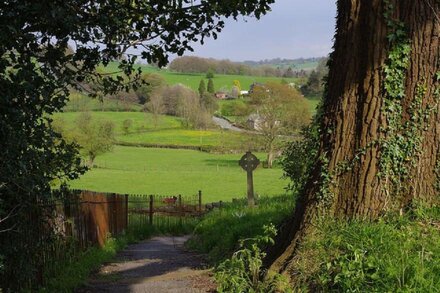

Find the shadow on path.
[{"left": 76, "top": 236, "right": 215, "bottom": 293}]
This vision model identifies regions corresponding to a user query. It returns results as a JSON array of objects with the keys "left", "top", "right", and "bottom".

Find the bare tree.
[{"left": 145, "top": 94, "right": 165, "bottom": 128}]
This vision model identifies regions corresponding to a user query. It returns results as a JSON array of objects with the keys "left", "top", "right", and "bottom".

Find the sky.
[{"left": 186, "top": 0, "right": 337, "bottom": 61}]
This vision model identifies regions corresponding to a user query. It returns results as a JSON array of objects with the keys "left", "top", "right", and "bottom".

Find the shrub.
[
  {"left": 215, "top": 224, "right": 291, "bottom": 293},
  {"left": 121, "top": 118, "right": 133, "bottom": 134}
]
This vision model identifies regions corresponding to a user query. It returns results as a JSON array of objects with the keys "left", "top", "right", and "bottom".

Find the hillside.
[
  {"left": 100, "top": 61, "right": 303, "bottom": 93},
  {"left": 242, "top": 57, "right": 326, "bottom": 71}
]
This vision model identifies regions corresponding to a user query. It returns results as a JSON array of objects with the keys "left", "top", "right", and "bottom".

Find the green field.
[
  {"left": 101, "top": 62, "right": 301, "bottom": 92},
  {"left": 68, "top": 146, "right": 287, "bottom": 203},
  {"left": 57, "top": 111, "right": 291, "bottom": 202},
  {"left": 307, "top": 98, "right": 320, "bottom": 112},
  {"left": 55, "top": 111, "right": 257, "bottom": 149}
]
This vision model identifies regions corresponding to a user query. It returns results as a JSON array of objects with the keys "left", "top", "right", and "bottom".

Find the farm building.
[{"left": 214, "top": 91, "right": 227, "bottom": 100}]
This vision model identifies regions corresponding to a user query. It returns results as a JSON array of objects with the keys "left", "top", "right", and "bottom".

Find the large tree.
[
  {"left": 0, "top": 0, "right": 275, "bottom": 290},
  {"left": 269, "top": 0, "right": 439, "bottom": 277}
]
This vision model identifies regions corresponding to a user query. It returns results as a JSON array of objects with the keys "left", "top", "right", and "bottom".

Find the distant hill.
[
  {"left": 168, "top": 56, "right": 307, "bottom": 78},
  {"left": 98, "top": 61, "right": 303, "bottom": 93},
  {"left": 241, "top": 57, "right": 326, "bottom": 71}
]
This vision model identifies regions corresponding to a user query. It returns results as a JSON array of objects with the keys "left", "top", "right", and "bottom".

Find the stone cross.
[{"left": 239, "top": 151, "right": 260, "bottom": 206}]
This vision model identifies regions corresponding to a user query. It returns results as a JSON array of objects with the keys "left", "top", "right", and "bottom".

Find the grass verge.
[
  {"left": 39, "top": 236, "right": 128, "bottom": 293},
  {"left": 187, "top": 194, "right": 296, "bottom": 264},
  {"left": 291, "top": 205, "right": 440, "bottom": 292}
]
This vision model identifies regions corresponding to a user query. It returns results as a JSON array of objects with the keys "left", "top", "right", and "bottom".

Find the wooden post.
[
  {"left": 198, "top": 190, "right": 202, "bottom": 214},
  {"left": 149, "top": 195, "right": 153, "bottom": 225},
  {"left": 178, "top": 194, "right": 182, "bottom": 225},
  {"left": 125, "top": 194, "right": 129, "bottom": 231},
  {"left": 239, "top": 151, "right": 260, "bottom": 207}
]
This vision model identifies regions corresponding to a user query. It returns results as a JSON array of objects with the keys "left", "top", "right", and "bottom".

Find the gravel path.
[{"left": 77, "top": 236, "right": 215, "bottom": 293}]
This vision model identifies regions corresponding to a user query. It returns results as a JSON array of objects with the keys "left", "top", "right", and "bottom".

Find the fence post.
[
  {"left": 178, "top": 194, "right": 182, "bottom": 225},
  {"left": 149, "top": 195, "right": 153, "bottom": 225},
  {"left": 198, "top": 190, "right": 202, "bottom": 214},
  {"left": 125, "top": 194, "right": 129, "bottom": 231}
]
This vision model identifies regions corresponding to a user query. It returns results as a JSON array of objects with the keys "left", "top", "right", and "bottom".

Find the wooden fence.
[
  {"left": 42, "top": 189, "right": 203, "bottom": 248},
  {"left": 62, "top": 190, "right": 128, "bottom": 247}
]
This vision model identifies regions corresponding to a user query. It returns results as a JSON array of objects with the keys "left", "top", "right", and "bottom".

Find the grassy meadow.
[
  {"left": 100, "top": 62, "right": 302, "bottom": 92},
  {"left": 55, "top": 111, "right": 260, "bottom": 149},
  {"left": 68, "top": 146, "right": 288, "bottom": 203}
]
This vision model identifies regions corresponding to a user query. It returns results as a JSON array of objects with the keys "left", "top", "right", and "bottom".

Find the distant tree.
[
  {"left": 72, "top": 113, "right": 115, "bottom": 167},
  {"left": 207, "top": 78, "right": 215, "bottom": 93},
  {"left": 301, "top": 70, "right": 321, "bottom": 97},
  {"left": 233, "top": 80, "right": 242, "bottom": 93},
  {"left": 206, "top": 69, "right": 215, "bottom": 79},
  {"left": 231, "top": 86, "right": 240, "bottom": 98},
  {"left": 135, "top": 73, "right": 166, "bottom": 104},
  {"left": 200, "top": 93, "right": 218, "bottom": 114},
  {"left": 198, "top": 79, "right": 206, "bottom": 98},
  {"left": 283, "top": 67, "right": 294, "bottom": 78},
  {"left": 161, "top": 84, "right": 195, "bottom": 116},
  {"left": 249, "top": 82, "right": 311, "bottom": 168},
  {"left": 122, "top": 119, "right": 133, "bottom": 135},
  {"left": 145, "top": 94, "right": 165, "bottom": 128},
  {"left": 169, "top": 56, "right": 211, "bottom": 73},
  {"left": 300, "top": 58, "right": 328, "bottom": 98},
  {"left": 159, "top": 84, "right": 211, "bottom": 129}
]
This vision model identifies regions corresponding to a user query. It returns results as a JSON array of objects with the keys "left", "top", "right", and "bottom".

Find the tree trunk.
[
  {"left": 88, "top": 154, "right": 96, "bottom": 167},
  {"left": 269, "top": 0, "right": 439, "bottom": 275},
  {"left": 267, "top": 148, "right": 274, "bottom": 168}
]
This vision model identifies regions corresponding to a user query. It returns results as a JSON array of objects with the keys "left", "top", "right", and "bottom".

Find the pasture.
[
  {"left": 55, "top": 111, "right": 259, "bottom": 149},
  {"left": 68, "top": 146, "right": 288, "bottom": 203},
  {"left": 101, "top": 62, "right": 301, "bottom": 92}
]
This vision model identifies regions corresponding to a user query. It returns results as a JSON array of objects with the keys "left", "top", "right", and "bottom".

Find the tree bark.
[
  {"left": 269, "top": 0, "right": 439, "bottom": 276},
  {"left": 267, "top": 142, "right": 275, "bottom": 168}
]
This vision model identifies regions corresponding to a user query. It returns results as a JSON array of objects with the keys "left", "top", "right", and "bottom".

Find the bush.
[
  {"left": 121, "top": 118, "right": 133, "bottom": 134},
  {"left": 220, "top": 100, "right": 250, "bottom": 117}
]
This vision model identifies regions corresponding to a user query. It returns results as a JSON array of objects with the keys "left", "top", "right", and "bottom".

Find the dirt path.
[{"left": 77, "top": 236, "right": 215, "bottom": 293}]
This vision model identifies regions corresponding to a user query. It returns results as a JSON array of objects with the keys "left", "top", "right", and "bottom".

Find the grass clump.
[
  {"left": 187, "top": 194, "right": 296, "bottom": 264},
  {"left": 292, "top": 205, "right": 440, "bottom": 292},
  {"left": 39, "top": 236, "right": 127, "bottom": 293}
]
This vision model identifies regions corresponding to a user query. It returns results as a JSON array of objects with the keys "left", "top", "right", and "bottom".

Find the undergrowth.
[
  {"left": 215, "top": 224, "right": 292, "bottom": 293},
  {"left": 187, "top": 194, "right": 296, "bottom": 265},
  {"left": 292, "top": 205, "right": 440, "bottom": 292},
  {"left": 39, "top": 236, "right": 127, "bottom": 293}
]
